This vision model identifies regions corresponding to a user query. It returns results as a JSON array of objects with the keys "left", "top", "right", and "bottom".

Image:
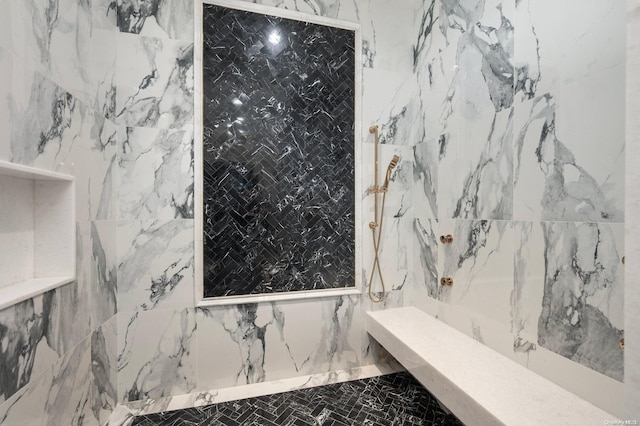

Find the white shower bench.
[{"left": 366, "top": 307, "right": 618, "bottom": 426}]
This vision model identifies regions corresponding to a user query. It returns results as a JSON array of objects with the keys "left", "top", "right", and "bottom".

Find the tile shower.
[{"left": 0, "top": 1, "right": 635, "bottom": 425}]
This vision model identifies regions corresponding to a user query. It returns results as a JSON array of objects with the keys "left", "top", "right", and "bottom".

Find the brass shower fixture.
[
  {"left": 440, "top": 234, "right": 454, "bottom": 244},
  {"left": 367, "top": 124, "right": 400, "bottom": 303}
]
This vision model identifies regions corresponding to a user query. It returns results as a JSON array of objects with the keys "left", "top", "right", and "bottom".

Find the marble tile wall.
[
  {"left": 626, "top": 0, "right": 640, "bottom": 420},
  {"left": 0, "top": 0, "right": 118, "bottom": 423},
  {"left": 111, "top": 0, "right": 418, "bottom": 412},
  {"left": 0, "top": 0, "right": 632, "bottom": 423},
  {"left": 407, "top": 0, "right": 627, "bottom": 416}
]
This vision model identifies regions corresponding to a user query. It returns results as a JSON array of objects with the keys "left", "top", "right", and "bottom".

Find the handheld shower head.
[
  {"left": 383, "top": 155, "right": 400, "bottom": 190},
  {"left": 388, "top": 155, "right": 399, "bottom": 170}
]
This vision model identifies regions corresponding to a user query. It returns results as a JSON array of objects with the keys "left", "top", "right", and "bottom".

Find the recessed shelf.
[{"left": 0, "top": 160, "right": 75, "bottom": 311}]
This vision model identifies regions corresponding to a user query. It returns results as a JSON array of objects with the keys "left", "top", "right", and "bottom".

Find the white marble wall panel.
[
  {"left": 115, "top": 33, "right": 194, "bottom": 130},
  {"left": 70, "top": 116, "right": 117, "bottom": 223},
  {"left": 362, "top": 69, "right": 421, "bottom": 148},
  {"left": 117, "top": 308, "right": 197, "bottom": 403},
  {"left": 0, "top": 279, "right": 94, "bottom": 403},
  {"left": 6, "top": 57, "right": 117, "bottom": 222},
  {"left": 408, "top": 0, "right": 627, "bottom": 408},
  {"left": 7, "top": 0, "right": 109, "bottom": 114},
  {"left": 512, "top": 332, "right": 624, "bottom": 417},
  {"left": 92, "top": 316, "right": 118, "bottom": 425},
  {"left": 9, "top": 65, "right": 76, "bottom": 170},
  {"left": 412, "top": 1, "right": 458, "bottom": 144},
  {"left": 412, "top": 216, "right": 438, "bottom": 300},
  {"left": 0, "top": 46, "right": 11, "bottom": 161},
  {"left": 117, "top": 127, "right": 194, "bottom": 220},
  {"left": 116, "top": 0, "right": 193, "bottom": 41},
  {"left": 438, "top": 219, "right": 514, "bottom": 327},
  {"left": 77, "top": 220, "right": 118, "bottom": 327},
  {"left": 117, "top": 220, "right": 194, "bottom": 312},
  {"left": 516, "top": 0, "right": 625, "bottom": 97},
  {"left": 86, "top": 28, "right": 118, "bottom": 119},
  {"left": 91, "top": 0, "right": 118, "bottom": 31},
  {"left": 414, "top": 0, "right": 516, "bottom": 220},
  {"left": 512, "top": 221, "right": 545, "bottom": 342},
  {"left": 196, "top": 296, "right": 361, "bottom": 392},
  {"left": 0, "top": 328, "right": 116, "bottom": 426},
  {"left": 0, "top": 0, "right": 10, "bottom": 52},
  {"left": 626, "top": 0, "right": 640, "bottom": 419},
  {"left": 349, "top": 0, "right": 416, "bottom": 72},
  {"left": 412, "top": 139, "right": 438, "bottom": 219},
  {"left": 514, "top": 221, "right": 624, "bottom": 382},
  {"left": 46, "top": 280, "right": 93, "bottom": 356},
  {"left": 0, "top": 0, "right": 119, "bottom": 424},
  {"left": 0, "top": 295, "right": 58, "bottom": 403},
  {"left": 513, "top": 70, "right": 625, "bottom": 222},
  {"left": 359, "top": 290, "right": 405, "bottom": 366},
  {"left": 513, "top": 0, "right": 625, "bottom": 223}
]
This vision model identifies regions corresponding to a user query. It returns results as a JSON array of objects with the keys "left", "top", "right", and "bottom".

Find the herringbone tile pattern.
[
  {"left": 201, "top": 5, "right": 355, "bottom": 298},
  {"left": 131, "top": 373, "right": 464, "bottom": 425}
]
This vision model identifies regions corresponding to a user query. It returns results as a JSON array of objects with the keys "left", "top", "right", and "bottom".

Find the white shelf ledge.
[
  {"left": 0, "top": 160, "right": 75, "bottom": 181},
  {"left": 366, "top": 307, "right": 619, "bottom": 426},
  {"left": 0, "top": 276, "right": 75, "bottom": 310}
]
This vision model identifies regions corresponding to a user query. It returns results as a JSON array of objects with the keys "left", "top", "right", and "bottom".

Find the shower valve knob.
[
  {"left": 440, "top": 277, "right": 453, "bottom": 286},
  {"left": 440, "top": 234, "right": 454, "bottom": 244}
]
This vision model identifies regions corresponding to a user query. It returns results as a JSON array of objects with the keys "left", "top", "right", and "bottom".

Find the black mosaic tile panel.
[
  {"left": 201, "top": 5, "right": 356, "bottom": 298},
  {"left": 132, "top": 372, "right": 465, "bottom": 425}
]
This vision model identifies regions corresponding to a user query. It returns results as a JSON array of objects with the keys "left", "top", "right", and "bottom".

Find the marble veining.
[
  {"left": 408, "top": 0, "right": 626, "bottom": 394},
  {"left": 201, "top": 4, "right": 355, "bottom": 297},
  {"left": 513, "top": 220, "right": 624, "bottom": 383},
  {"left": 0, "top": 278, "right": 95, "bottom": 404},
  {"left": 91, "top": 318, "right": 118, "bottom": 425},
  {"left": 117, "top": 220, "right": 194, "bottom": 312},
  {"left": 117, "top": 309, "right": 197, "bottom": 403},
  {"left": 117, "top": 0, "right": 193, "bottom": 40},
  {"left": 117, "top": 127, "right": 194, "bottom": 220},
  {"left": 10, "top": 70, "right": 79, "bottom": 167},
  {"left": 413, "top": 218, "right": 439, "bottom": 299},
  {"left": 116, "top": 34, "right": 194, "bottom": 129},
  {"left": 439, "top": 219, "right": 514, "bottom": 326},
  {"left": 88, "top": 221, "right": 118, "bottom": 325},
  {"left": 537, "top": 222, "right": 624, "bottom": 381},
  {"left": 413, "top": 0, "right": 516, "bottom": 220},
  {"left": 197, "top": 295, "right": 360, "bottom": 391},
  {"left": 514, "top": 94, "right": 624, "bottom": 222},
  {"left": 0, "top": 318, "right": 119, "bottom": 426}
]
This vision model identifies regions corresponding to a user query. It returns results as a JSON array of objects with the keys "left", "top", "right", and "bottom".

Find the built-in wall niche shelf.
[{"left": 0, "top": 160, "right": 75, "bottom": 311}]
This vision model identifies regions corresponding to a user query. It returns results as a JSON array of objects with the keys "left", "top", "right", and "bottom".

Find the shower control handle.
[
  {"left": 440, "top": 234, "right": 454, "bottom": 244},
  {"left": 441, "top": 277, "right": 453, "bottom": 286}
]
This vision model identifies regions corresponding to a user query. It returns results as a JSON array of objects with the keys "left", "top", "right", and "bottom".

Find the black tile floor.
[{"left": 131, "top": 372, "right": 464, "bottom": 426}]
